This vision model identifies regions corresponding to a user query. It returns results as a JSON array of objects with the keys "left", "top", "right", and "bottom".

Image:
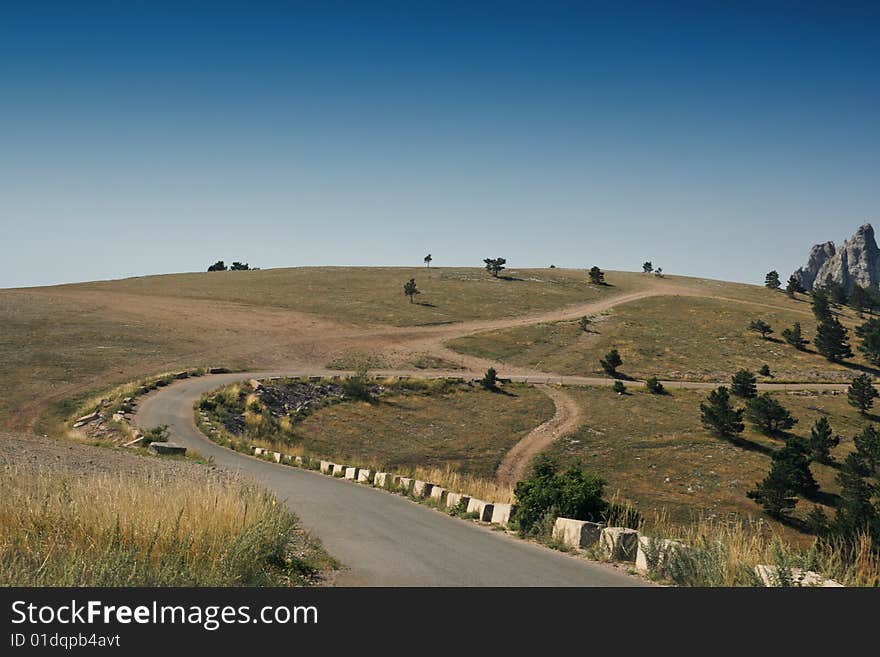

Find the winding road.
[
  {"left": 135, "top": 372, "right": 647, "bottom": 586},
  {"left": 133, "top": 280, "right": 852, "bottom": 585}
]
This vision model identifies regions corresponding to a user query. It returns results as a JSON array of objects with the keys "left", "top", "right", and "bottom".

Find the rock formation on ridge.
[{"left": 792, "top": 223, "right": 880, "bottom": 294}]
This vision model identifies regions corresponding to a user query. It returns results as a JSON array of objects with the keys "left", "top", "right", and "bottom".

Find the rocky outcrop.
[{"left": 793, "top": 223, "right": 880, "bottom": 293}]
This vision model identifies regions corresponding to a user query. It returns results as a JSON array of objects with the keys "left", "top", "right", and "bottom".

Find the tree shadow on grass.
[
  {"left": 415, "top": 301, "right": 437, "bottom": 308},
  {"left": 720, "top": 435, "right": 775, "bottom": 457}
]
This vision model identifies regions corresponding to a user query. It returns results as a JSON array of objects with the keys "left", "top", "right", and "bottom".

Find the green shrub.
[{"left": 512, "top": 455, "right": 608, "bottom": 536}]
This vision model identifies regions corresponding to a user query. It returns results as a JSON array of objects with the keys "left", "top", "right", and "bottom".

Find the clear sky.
[{"left": 1, "top": 1, "right": 878, "bottom": 289}]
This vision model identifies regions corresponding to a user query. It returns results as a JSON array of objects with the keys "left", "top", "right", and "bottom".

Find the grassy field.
[
  {"left": 546, "top": 386, "right": 868, "bottom": 537},
  {"left": 202, "top": 379, "right": 554, "bottom": 479},
  {"left": 0, "top": 466, "right": 335, "bottom": 586},
  {"left": 62, "top": 266, "right": 644, "bottom": 326},
  {"left": 295, "top": 383, "right": 554, "bottom": 477},
  {"left": 449, "top": 293, "right": 868, "bottom": 382}
]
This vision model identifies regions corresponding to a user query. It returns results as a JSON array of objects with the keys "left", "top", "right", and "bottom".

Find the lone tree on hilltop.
[
  {"left": 785, "top": 275, "right": 803, "bottom": 298},
  {"left": 781, "top": 322, "right": 809, "bottom": 351},
  {"left": 599, "top": 349, "right": 623, "bottom": 378},
  {"left": 207, "top": 260, "right": 227, "bottom": 272},
  {"left": 807, "top": 417, "right": 840, "bottom": 464},
  {"left": 484, "top": 258, "right": 506, "bottom": 277},
  {"left": 745, "top": 393, "right": 797, "bottom": 435},
  {"left": 230, "top": 261, "right": 250, "bottom": 270},
  {"left": 856, "top": 318, "right": 880, "bottom": 365},
  {"left": 403, "top": 278, "right": 420, "bottom": 303},
  {"left": 748, "top": 319, "right": 774, "bottom": 340},
  {"left": 700, "top": 387, "right": 744, "bottom": 438},
  {"left": 731, "top": 370, "right": 758, "bottom": 398},
  {"left": 815, "top": 315, "right": 852, "bottom": 362},
  {"left": 424, "top": 254, "right": 432, "bottom": 268},
  {"left": 848, "top": 374, "right": 878, "bottom": 415},
  {"left": 589, "top": 266, "right": 606, "bottom": 285},
  {"left": 765, "top": 270, "right": 781, "bottom": 290},
  {"left": 642, "top": 261, "right": 653, "bottom": 273}
]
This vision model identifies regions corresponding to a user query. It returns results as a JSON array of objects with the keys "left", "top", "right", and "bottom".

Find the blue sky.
[{"left": 1, "top": 1, "right": 878, "bottom": 288}]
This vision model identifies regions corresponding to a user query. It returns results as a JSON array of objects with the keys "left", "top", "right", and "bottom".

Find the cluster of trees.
[
  {"left": 767, "top": 268, "right": 880, "bottom": 311},
  {"left": 747, "top": 285, "right": 869, "bottom": 363},
  {"left": 699, "top": 370, "right": 880, "bottom": 545},
  {"left": 642, "top": 261, "right": 664, "bottom": 277},
  {"left": 207, "top": 261, "right": 251, "bottom": 272}
]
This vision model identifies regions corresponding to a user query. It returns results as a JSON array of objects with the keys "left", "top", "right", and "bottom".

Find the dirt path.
[{"left": 495, "top": 385, "right": 583, "bottom": 487}]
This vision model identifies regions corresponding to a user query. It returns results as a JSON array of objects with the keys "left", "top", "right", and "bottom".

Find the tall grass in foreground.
[
  {"left": 617, "top": 507, "right": 880, "bottom": 587},
  {"left": 0, "top": 466, "right": 332, "bottom": 586}
]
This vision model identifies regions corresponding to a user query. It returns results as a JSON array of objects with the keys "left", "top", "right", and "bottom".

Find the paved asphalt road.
[{"left": 135, "top": 372, "right": 649, "bottom": 586}]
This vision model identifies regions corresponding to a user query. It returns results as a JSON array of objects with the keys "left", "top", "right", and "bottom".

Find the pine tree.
[
  {"left": 745, "top": 393, "right": 798, "bottom": 435},
  {"left": 748, "top": 319, "right": 774, "bottom": 339},
  {"left": 747, "top": 464, "right": 798, "bottom": 518},
  {"left": 748, "top": 437, "right": 818, "bottom": 518},
  {"left": 481, "top": 367, "right": 498, "bottom": 390},
  {"left": 807, "top": 417, "right": 839, "bottom": 464},
  {"left": 403, "top": 278, "right": 420, "bottom": 303},
  {"left": 849, "top": 284, "right": 867, "bottom": 316},
  {"left": 759, "top": 364, "right": 772, "bottom": 377},
  {"left": 785, "top": 275, "right": 803, "bottom": 298},
  {"left": 812, "top": 291, "right": 832, "bottom": 322},
  {"left": 834, "top": 452, "right": 878, "bottom": 541},
  {"left": 642, "top": 261, "right": 653, "bottom": 274},
  {"left": 731, "top": 370, "right": 757, "bottom": 398},
  {"left": 848, "top": 374, "right": 878, "bottom": 415},
  {"left": 814, "top": 316, "right": 852, "bottom": 362},
  {"left": 424, "top": 253, "right": 433, "bottom": 267},
  {"left": 645, "top": 377, "right": 665, "bottom": 394},
  {"left": 599, "top": 349, "right": 623, "bottom": 377},
  {"left": 483, "top": 258, "right": 506, "bottom": 277},
  {"left": 765, "top": 270, "right": 781, "bottom": 290},
  {"left": 700, "top": 387, "right": 745, "bottom": 438},
  {"left": 589, "top": 266, "right": 606, "bottom": 285},
  {"left": 781, "top": 322, "right": 809, "bottom": 350},
  {"left": 612, "top": 380, "right": 626, "bottom": 394},
  {"left": 856, "top": 318, "right": 880, "bottom": 365},
  {"left": 853, "top": 425, "right": 880, "bottom": 475}
]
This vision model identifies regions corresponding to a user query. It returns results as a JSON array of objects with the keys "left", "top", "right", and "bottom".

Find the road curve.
[{"left": 135, "top": 372, "right": 648, "bottom": 586}]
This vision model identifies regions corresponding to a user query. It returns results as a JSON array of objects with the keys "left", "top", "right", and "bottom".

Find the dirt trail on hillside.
[
  {"left": 495, "top": 385, "right": 583, "bottom": 487},
  {"left": 14, "top": 276, "right": 847, "bottom": 482}
]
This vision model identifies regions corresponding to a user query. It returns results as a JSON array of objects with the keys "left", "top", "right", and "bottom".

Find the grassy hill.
[
  {"left": 546, "top": 387, "right": 867, "bottom": 538},
  {"left": 449, "top": 287, "right": 870, "bottom": 382},
  {"left": 61, "top": 266, "right": 644, "bottom": 326}
]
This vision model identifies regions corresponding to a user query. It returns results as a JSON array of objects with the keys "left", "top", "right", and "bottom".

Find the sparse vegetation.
[{"left": 749, "top": 319, "right": 774, "bottom": 340}]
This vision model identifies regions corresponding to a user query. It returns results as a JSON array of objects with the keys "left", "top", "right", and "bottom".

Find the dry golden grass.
[
  {"left": 629, "top": 509, "right": 879, "bottom": 586},
  {"left": 66, "top": 267, "right": 644, "bottom": 327},
  {"left": 407, "top": 464, "right": 515, "bottom": 504},
  {"left": 293, "top": 383, "right": 554, "bottom": 478},
  {"left": 0, "top": 465, "right": 333, "bottom": 586},
  {"left": 449, "top": 293, "right": 868, "bottom": 382}
]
